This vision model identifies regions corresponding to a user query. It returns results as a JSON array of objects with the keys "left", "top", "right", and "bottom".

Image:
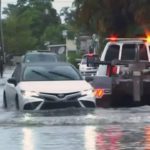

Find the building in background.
[
  {"left": 45, "top": 35, "right": 96, "bottom": 58},
  {"left": 78, "top": 36, "right": 92, "bottom": 54}
]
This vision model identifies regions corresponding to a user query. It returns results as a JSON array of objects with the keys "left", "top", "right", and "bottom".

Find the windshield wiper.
[
  {"left": 32, "top": 70, "right": 50, "bottom": 80},
  {"left": 48, "top": 71, "right": 74, "bottom": 80}
]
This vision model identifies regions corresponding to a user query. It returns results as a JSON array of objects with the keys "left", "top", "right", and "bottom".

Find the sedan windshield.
[
  {"left": 23, "top": 65, "right": 82, "bottom": 81},
  {"left": 24, "top": 54, "right": 58, "bottom": 63}
]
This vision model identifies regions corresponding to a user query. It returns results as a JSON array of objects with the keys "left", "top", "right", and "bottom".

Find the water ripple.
[{"left": 0, "top": 106, "right": 150, "bottom": 127}]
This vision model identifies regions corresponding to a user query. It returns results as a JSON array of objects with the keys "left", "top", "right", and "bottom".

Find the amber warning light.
[
  {"left": 106, "top": 36, "right": 118, "bottom": 42},
  {"left": 146, "top": 36, "right": 150, "bottom": 43},
  {"left": 94, "top": 88, "right": 104, "bottom": 98},
  {"left": 106, "top": 36, "right": 150, "bottom": 43}
]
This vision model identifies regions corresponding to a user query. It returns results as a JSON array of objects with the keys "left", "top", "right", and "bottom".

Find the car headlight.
[
  {"left": 81, "top": 89, "right": 94, "bottom": 96},
  {"left": 21, "top": 90, "right": 39, "bottom": 97}
]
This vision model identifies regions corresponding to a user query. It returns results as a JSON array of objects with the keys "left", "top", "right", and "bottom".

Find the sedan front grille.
[
  {"left": 35, "top": 91, "right": 82, "bottom": 102},
  {"left": 40, "top": 101, "right": 81, "bottom": 109},
  {"left": 24, "top": 102, "right": 41, "bottom": 110}
]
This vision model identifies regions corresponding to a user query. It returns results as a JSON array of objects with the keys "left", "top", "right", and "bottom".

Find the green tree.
[
  {"left": 65, "top": 0, "right": 149, "bottom": 54},
  {"left": 3, "top": 15, "right": 37, "bottom": 55},
  {"left": 3, "top": 0, "right": 62, "bottom": 55},
  {"left": 41, "top": 25, "right": 65, "bottom": 45},
  {"left": 73, "top": 0, "right": 150, "bottom": 36}
]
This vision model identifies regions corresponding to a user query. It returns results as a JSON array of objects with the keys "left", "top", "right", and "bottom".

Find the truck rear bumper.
[{"left": 96, "top": 80, "right": 150, "bottom": 107}]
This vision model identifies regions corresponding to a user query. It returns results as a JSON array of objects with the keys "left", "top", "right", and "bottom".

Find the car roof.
[
  {"left": 20, "top": 62, "right": 73, "bottom": 68},
  {"left": 25, "top": 51, "right": 57, "bottom": 55}
]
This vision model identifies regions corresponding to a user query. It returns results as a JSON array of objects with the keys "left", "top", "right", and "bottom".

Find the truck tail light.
[{"left": 106, "top": 65, "right": 117, "bottom": 76}]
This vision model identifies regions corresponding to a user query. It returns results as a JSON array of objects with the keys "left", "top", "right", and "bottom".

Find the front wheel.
[
  {"left": 15, "top": 95, "right": 19, "bottom": 110},
  {"left": 3, "top": 92, "right": 7, "bottom": 109}
]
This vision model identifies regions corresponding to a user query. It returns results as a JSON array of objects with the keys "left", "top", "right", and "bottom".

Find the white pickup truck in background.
[{"left": 79, "top": 53, "right": 100, "bottom": 77}]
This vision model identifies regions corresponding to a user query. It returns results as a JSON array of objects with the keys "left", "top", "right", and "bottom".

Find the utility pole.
[
  {"left": 62, "top": 30, "right": 68, "bottom": 62},
  {"left": 0, "top": 0, "right": 4, "bottom": 61},
  {"left": 0, "top": 0, "right": 4, "bottom": 77}
]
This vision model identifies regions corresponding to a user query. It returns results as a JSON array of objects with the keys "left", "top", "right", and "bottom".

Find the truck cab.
[{"left": 96, "top": 37, "right": 150, "bottom": 77}]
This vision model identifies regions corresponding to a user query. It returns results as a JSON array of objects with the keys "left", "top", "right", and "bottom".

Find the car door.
[{"left": 5, "top": 64, "right": 21, "bottom": 107}]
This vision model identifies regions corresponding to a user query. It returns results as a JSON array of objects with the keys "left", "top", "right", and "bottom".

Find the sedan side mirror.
[{"left": 7, "top": 78, "right": 17, "bottom": 86}]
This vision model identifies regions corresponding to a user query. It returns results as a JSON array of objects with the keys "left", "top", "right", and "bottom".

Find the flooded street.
[{"left": 0, "top": 67, "right": 150, "bottom": 150}]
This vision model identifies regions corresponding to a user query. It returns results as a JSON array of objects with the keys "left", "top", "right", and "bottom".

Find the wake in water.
[{"left": 0, "top": 106, "right": 150, "bottom": 127}]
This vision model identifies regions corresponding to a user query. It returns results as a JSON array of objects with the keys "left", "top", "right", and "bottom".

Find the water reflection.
[
  {"left": 84, "top": 125, "right": 150, "bottom": 150},
  {"left": 84, "top": 126, "right": 96, "bottom": 150},
  {"left": 22, "top": 128, "right": 34, "bottom": 150},
  {"left": 84, "top": 126, "right": 122, "bottom": 150},
  {"left": 96, "top": 126, "right": 122, "bottom": 150},
  {"left": 144, "top": 126, "right": 150, "bottom": 149},
  {"left": 3, "top": 107, "right": 150, "bottom": 150}
]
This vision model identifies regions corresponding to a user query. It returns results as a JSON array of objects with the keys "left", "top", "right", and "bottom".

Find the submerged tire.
[
  {"left": 3, "top": 92, "right": 7, "bottom": 109},
  {"left": 15, "top": 95, "right": 19, "bottom": 110}
]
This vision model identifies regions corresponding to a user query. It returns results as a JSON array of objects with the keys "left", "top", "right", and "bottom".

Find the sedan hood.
[{"left": 18, "top": 80, "right": 92, "bottom": 93}]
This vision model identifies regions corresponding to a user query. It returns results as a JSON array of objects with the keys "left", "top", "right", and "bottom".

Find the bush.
[{"left": 68, "top": 51, "right": 82, "bottom": 68}]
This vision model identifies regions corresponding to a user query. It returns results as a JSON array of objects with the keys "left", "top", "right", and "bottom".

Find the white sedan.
[{"left": 3, "top": 62, "right": 96, "bottom": 110}]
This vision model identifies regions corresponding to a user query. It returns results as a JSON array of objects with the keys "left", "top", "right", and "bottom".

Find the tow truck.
[{"left": 92, "top": 36, "right": 150, "bottom": 107}]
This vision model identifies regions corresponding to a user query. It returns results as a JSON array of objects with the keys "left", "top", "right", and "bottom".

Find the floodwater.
[{"left": 0, "top": 67, "right": 150, "bottom": 150}]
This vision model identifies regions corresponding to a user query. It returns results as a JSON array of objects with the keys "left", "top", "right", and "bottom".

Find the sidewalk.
[{"left": 0, "top": 66, "right": 15, "bottom": 85}]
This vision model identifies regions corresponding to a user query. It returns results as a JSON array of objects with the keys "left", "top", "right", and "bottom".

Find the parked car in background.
[
  {"left": 92, "top": 37, "right": 150, "bottom": 107},
  {"left": 21, "top": 50, "right": 63, "bottom": 63},
  {"left": 3, "top": 62, "right": 96, "bottom": 110},
  {"left": 79, "top": 53, "right": 100, "bottom": 77}
]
